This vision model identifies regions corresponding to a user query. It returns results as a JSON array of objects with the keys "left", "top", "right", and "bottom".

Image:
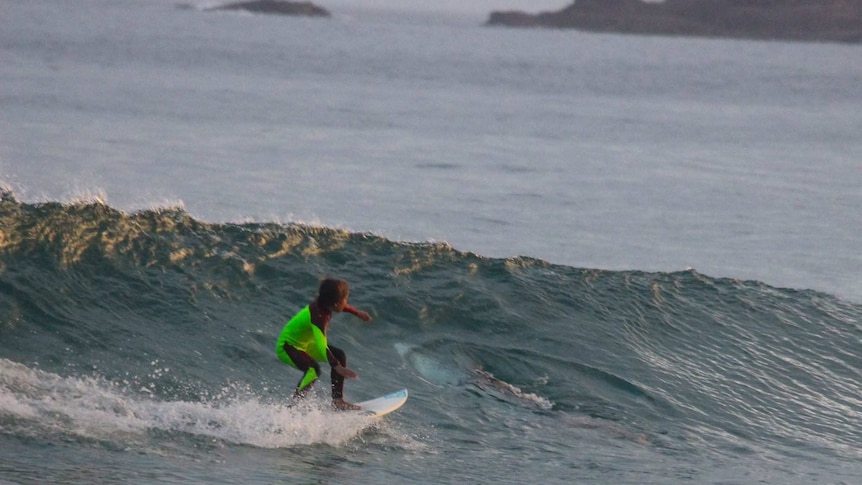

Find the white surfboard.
[{"left": 355, "top": 389, "right": 408, "bottom": 417}]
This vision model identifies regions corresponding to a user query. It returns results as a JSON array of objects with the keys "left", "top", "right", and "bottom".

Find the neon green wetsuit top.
[
  {"left": 277, "top": 305, "right": 330, "bottom": 392},
  {"left": 277, "top": 305, "right": 329, "bottom": 365}
]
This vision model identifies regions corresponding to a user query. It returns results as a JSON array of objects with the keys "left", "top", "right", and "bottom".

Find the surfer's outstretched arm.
[{"left": 341, "top": 304, "right": 372, "bottom": 322}]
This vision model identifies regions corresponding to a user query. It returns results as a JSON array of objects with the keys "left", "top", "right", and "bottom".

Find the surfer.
[{"left": 276, "top": 278, "right": 372, "bottom": 411}]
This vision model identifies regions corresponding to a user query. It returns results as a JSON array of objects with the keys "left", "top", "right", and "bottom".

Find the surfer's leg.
[
  {"left": 295, "top": 366, "right": 319, "bottom": 399},
  {"left": 328, "top": 345, "right": 348, "bottom": 400},
  {"left": 328, "top": 345, "right": 360, "bottom": 411},
  {"left": 282, "top": 345, "right": 320, "bottom": 398}
]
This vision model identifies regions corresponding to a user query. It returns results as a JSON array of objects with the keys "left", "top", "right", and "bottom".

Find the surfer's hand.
[
  {"left": 335, "top": 364, "right": 358, "bottom": 379},
  {"left": 356, "top": 310, "right": 372, "bottom": 322}
]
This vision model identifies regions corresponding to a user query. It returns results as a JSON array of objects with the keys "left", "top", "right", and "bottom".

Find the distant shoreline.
[{"left": 486, "top": 0, "right": 862, "bottom": 44}]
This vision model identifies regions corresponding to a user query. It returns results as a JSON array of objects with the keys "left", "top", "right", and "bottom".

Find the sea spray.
[{"left": 0, "top": 358, "right": 376, "bottom": 448}]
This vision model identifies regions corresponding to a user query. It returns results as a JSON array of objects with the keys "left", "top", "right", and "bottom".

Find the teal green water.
[{"left": 1, "top": 195, "right": 860, "bottom": 483}]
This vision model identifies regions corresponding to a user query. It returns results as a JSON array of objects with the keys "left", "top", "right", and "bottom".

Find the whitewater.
[{"left": 2, "top": 1, "right": 861, "bottom": 484}]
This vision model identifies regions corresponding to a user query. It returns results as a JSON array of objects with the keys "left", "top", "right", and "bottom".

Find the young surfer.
[{"left": 276, "top": 278, "right": 372, "bottom": 410}]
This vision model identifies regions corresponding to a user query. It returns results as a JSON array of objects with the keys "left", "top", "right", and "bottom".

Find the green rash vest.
[{"left": 276, "top": 306, "right": 329, "bottom": 366}]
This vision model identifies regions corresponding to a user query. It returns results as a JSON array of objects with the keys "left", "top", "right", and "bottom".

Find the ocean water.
[{"left": 1, "top": 1, "right": 861, "bottom": 484}]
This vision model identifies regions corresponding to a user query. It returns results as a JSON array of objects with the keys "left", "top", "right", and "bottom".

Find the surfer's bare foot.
[{"left": 332, "top": 398, "right": 361, "bottom": 411}]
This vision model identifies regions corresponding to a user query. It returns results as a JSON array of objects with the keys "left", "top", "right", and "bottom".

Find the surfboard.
[{"left": 355, "top": 389, "right": 408, "bottom": 417}]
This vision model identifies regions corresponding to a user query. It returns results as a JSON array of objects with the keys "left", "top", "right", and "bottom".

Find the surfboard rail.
[{"left": 356, "top": 389, "right": 408, "bottom": 417}]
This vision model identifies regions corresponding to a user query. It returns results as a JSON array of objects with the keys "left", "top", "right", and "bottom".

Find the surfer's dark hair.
[{"left": 318, "top": 278, "right": 349, "bottom": 308}]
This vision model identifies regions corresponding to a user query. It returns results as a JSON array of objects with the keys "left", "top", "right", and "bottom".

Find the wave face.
[{"left": 1, "top": 194, "right": 861, "bottom": 480}]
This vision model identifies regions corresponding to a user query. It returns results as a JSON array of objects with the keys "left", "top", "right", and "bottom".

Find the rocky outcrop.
[
  {"left": 487, "top": 0, "right": 862, "bottom": 43},
  {"left": 208, "top": 0, "right": 330, "bottom": 17}
]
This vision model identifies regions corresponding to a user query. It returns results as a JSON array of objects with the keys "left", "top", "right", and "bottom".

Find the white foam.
[
  {"left": 0, "top": 358, "right": 376, "bottom": 448},
  {"left": 473, "top": 369, "right": 554, "bottom": 411}
]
